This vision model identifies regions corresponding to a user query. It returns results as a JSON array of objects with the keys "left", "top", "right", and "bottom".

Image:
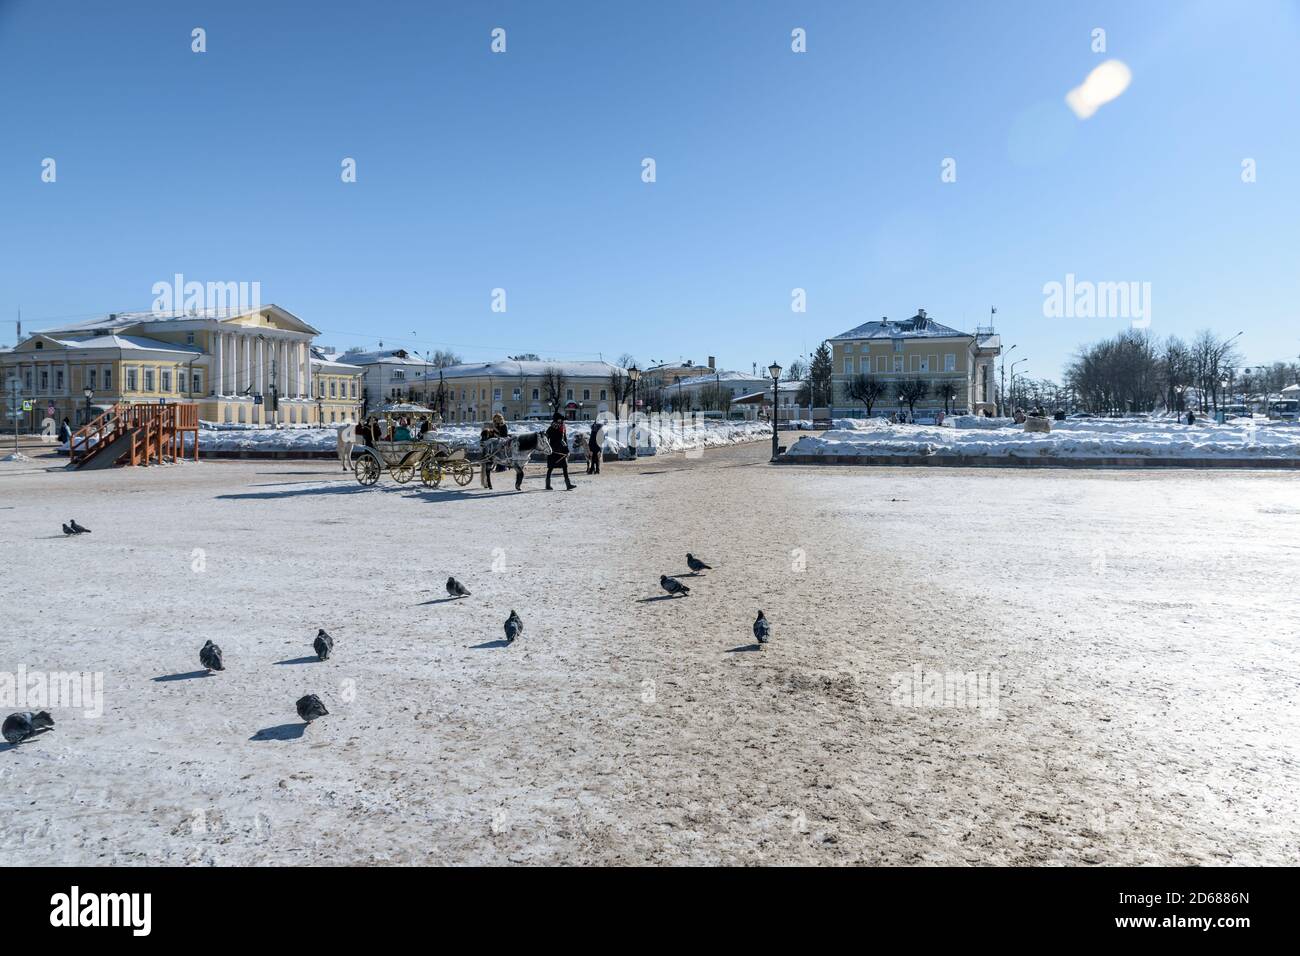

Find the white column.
[
  {"left": 257, "top": 338, "right": 264, "bottom": 394},
  {"left": 215, "top": 332, "right": 223, "bottom": 396},
  {"left": 300, "top": 342, "right": 309, "bottom": 399}
]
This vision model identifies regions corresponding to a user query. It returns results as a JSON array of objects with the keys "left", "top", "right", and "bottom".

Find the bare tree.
[
  {"left": 846, "top": 373, "right": 886, "bottom": 415},
  {"left": 608, "top": 368, "right": 630, "bottom": 421},
  {"left": 934, "top": 380, "right": 959, "bottom": 414},
  {"left": 429, "top": 349, "right": 462, "bottom": 368},
  {"left": 509, "top": 352, "right": 541, "bottom": 361},
  {"left": 541, "top": 366, "right": 568, "bottom": 414},
  {"left": 898, "top": 377, "right": 930, "bottom": 418}
]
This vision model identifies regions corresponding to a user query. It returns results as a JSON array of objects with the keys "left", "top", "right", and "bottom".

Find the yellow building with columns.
[{"left": 0, "top": 305, "right": 361, "bottom": 429}]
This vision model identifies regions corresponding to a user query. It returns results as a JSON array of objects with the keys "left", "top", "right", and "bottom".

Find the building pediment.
[{"left": 216, "top": 305, "right": 319, "bottom": 336}]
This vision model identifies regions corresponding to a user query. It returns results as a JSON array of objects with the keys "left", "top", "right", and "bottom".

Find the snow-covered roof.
[
  {"left": 831, "top": 311, "right": 971, "bottom": 341},
  {"left": 666, "top": 370, "right": 770, "bottom": 388},
  {"left": 37, "top": 304, "right": 317, "bottom": 336},
  {"left": 734, "top": 382, "right": 802, "bottom": 403},
  {"left": 18, "top": 333, "right": 203, "bottom": 354},
  {"left": 344, "top": 349, "right": 434, "bottom": 366},
  {"left": 310, "top": 347, "right": 362, "bottom": 372},
  {"left": 414, "top": 359, "right": 620, "bottom": 381}
]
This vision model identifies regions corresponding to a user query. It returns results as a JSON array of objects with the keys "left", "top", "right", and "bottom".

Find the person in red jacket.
[{"left": 545, "top": 413, "right": 575, "bottom": 491}]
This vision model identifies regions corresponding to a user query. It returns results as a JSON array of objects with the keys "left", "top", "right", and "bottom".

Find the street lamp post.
[
  {"left": 1010, "top": 358, "right": 1028, "bottom": 412},
  {"left": 768, "top": 362, "right": 782, "bottom": 461},
  {"left": 82, "top": 386, "right": 93, "bottom": 425},
  {"left": 627, "top": 364, "right": 641, "bottom": 459}
]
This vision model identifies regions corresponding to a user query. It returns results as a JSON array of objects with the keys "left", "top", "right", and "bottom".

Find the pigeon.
[
  {"left": 296, "top": 694, "right": 329, "bottom": 723},
  {"left": 199, "top": 639, "right": 224, "bottom": 672},
  {"left": 504, "top": 610, "right": 523, "bottom": 644},
  {"left": 660, "top": 575, "right": 690, "bottom": 597},
  {"left": 686, "top": 553, "right": 712, "bottom": 574},
  {"left": 753, "top": 610, "right": 770, "bottom": 645},
  {"left": 69, "top": 520, "right": 91, "bottom": 534},
  {"left": 2, "top": 711, "right": 54, "bottom": 745},
  {"left": 62, "top": 523, "right": 75, "bottom": 536},
  {"left": 446, "top": 576, "right": 471, "bottom": 598},
  {"left": 313, "top": 629, "right": 334, "bottom": 661}
]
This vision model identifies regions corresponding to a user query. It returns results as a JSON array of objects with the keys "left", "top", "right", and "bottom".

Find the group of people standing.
[{"left": 356, "top": 414, "right": 436, "bottom": 446}]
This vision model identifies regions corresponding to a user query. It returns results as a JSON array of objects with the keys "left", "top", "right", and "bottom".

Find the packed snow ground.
[
  {"left": 188, "top": 418, "right": 771, "bottom": 455},
  {"left": 2, "top": 445, "right": 1298, "bottom": 864},
  {"left": 792, "top": 416, "right": 1300, "bottom": 460}
]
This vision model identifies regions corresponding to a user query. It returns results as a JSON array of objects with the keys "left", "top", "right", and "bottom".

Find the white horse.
[
  {"left": 336, "top": 422, "right": 357, "bottom": 470},
  {"left": 480, "top": 432, "right": 551, "bottom": 489}
]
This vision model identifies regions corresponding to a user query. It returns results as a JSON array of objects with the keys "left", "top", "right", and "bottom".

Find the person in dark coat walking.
[
  {"left": 491, "top": 413, "right": 509, "bottom": 472},
  {"left": 545, "top": 413, "right": 575, "bottom": 490},
  {"left": 587, "top": 421, "right": 604, "bottom": 475},
  {"left": 58, "top": 417, "right": 72, "bottom": 445}
]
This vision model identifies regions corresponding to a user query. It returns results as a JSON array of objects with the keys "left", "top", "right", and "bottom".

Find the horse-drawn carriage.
[{"left": 351, "top": 438, "right": 476, "bottom": 488}]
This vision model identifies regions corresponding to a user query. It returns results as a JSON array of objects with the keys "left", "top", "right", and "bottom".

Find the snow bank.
[
  {"left": 785, "top": 418, "right": 1300, "bottom": 460},
  {"left": 188, "top": 417, "right": 771, "bottom": 455}
]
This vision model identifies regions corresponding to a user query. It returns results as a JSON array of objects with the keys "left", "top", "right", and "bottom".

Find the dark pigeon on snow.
[
  {"left": 199, "top": 639, "right": 224, "bottom": 672},
  {"left": 69, "top": 520, "right": 91, "bottom": 534},
  {"left": 660, "top": 575, "right": 690, "bottom": 597},
  {"left": 686, "top": 553, "right": 712, "bottom": 574},
  {"left": 313, "top": 629, "right": 334, "bottom": 661},
  {"left": 296, "top": 694, "right": 329, "bottom": 723},
  {"left": 504, "top": 610, "right": 523, "bottom": 644},
  {"left": 62, "top": 523, "right": 75, "bottom": 536},
  {"left": 753, "top": 610, "right": 770, "bottom": 645},
  {"left": 446, "top": 576, "right": 471, "bottom": 598},
  {"left": 2, "top": 711, "right": 54, "bottom": 745}
]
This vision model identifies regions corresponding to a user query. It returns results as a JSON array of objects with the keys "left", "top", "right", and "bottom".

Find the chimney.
[{"left": 707, "top": 356, "right": 715, "bottom": 369}]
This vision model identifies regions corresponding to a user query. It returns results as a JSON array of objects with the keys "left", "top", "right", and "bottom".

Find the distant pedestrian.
[
  {"left": 587, "top": 421, "right": 604, "bottom": 474},
  {"left": 58, "top": 417, "right": 72, "bottom": 444},
  {"left": 1186, "top": 409, "right": 1196, "bottom": 425},
  {"left": 545, "top": 413, "right": 575, "bottom": 491},
  {"left": 492, "top": 413, "right": 509, "bottom": 472}
]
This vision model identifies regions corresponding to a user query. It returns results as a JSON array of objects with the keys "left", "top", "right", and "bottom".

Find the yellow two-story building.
[{"left": 829, "top": 310, "right": 1000, "bottom": 418}]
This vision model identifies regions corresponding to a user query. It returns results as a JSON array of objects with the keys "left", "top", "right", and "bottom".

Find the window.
[
  {"left": 566, "top": 389, "right": 573, "bottom": 400},
  {"left": 330, "top": 380, "right": 337, "bottom": 398},
  {"left": 844, "top": 343, "right": 853, "bottom": 352},
  {"left": 35, "top": 340, "right": 43, "bottom": 349},
  {"left": 512, "top": 387, "right": 521, "bottom": 401},
  {"left": 877, "top": 356, "right": 887, "bottom": 373},
  {"left": 532, "top": 388, "right": 539, "bottom": 400},
  {"left": 25, "top": 371, "right": 32, "bottom": 390},
  {"left": 40, "top": 370, "right": 49, "bottom": 391},
  {"left": 104, "top": 369, "right": 112, "bottom": 390},
  {"left": 393, "top": 369, "right": 405, "bottom": 381},
  {"left": 945, "top": 353, "right": 956, "bottom": 372},
  {"left": 87, "top": 368, "right": 96, "bottom": 390},
  {"left": 917, "top": 358, "right": 928, "bottom": 373},
  {"left": 599, "top": 389, "right": 607, "bottom": 401},
  {"left": 844, "top": 359, "right": 853, "bottom": 374},
  {"left": 893, "top": 339, "right": 904, "bottom": 352},
  {"left": 350, "top": 381, "right": 356, "bottom": 398},
  {"left": 144, "top": 369, "right": 155, "bottom": 391},
  {"left": 192, "top": 372, "right": 201, "bottom": 393},
  {"left": 582, "top": 389, "right": 590, "bottom": 400},
  {"left": 56, "top": 369, "right": 64, "bottom": 391},
  {"left": 493, "top": 388, "right": 501, "bottom": 401},
  {"left": 126, "top": 368, "right": 137, "bottom": 391},
  {"left": 893, "top": 356, "right": 903, "bottom": 373},
  {"left": 186, "top": 332, "right": 195, "bottom": 345},
  {"left": 162, "top": 369, "right": 172, "bottom": 392}
]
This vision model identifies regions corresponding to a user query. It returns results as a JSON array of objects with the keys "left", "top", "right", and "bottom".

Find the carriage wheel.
[
  {"left": 452, "top": 461, "right": 474, "bottom": 486},
  {"left": 421, "top": 460, "right": 443, "bottom": 488},
  {"left": 353, "top": 454, "right": 381, "bottom": 486},
  {"left": 392, "top": 462, "right": 416, "bottom": 484}
]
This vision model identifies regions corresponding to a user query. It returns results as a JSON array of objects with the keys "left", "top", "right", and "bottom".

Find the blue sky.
[{"left": 2, "top": 0, "right": 1298, "bottom": 379}]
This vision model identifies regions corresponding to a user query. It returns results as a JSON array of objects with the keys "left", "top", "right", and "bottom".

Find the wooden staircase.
[{"left": 70, "top": 402, "right": 200, "bottom": 469}]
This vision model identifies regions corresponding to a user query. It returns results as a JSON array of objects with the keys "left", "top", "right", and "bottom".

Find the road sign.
[{"left": 22, "top": 401, "right": 32, "bottom": 411}]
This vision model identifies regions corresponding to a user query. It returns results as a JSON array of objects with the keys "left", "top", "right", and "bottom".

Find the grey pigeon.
[
  {"left": 296, "top": 694, "right": 329, "bottom": 722},
  {"left": 2, "top": 711, "right": 54, "bottom": 745},
  {"left": 504, "top": 610, "right": 522, "bottom": 644},
  {"left": 199, "top": 639, "right": 223, "bottom": 672},
  {"left": 686, "top": 553, "right": 712, "bottom": 573},
  {"left": 753, "top": 610, "right": 770, "bottom": 645},
  {"left": 660, "top": 574, "right": 690, "bottom": 597},
  {"left": 62, "top": 523, "right": 75, "bottom": 536},
  {"left": 446, "top": 576, "right": 470, "bottom": 598},
  {"left": 69, "top": 519, "right": 91, "bottom": 534},
  {"left": 313, "top": 629, "right": 334, "bottom": 661}
]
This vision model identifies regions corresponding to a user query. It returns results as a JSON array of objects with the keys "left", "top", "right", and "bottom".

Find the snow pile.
[
  {"left": 949, "top": 415, "right": 1017, "bottom": 429},
  {"left": 187, "top": 418, "right": 771, "bottom": 455},
  {"left": 2, "top": 451, "right": 31, "bottom": 462},
  {"left": 785, "top": 418, "right": 1300, "bottom": 460}
]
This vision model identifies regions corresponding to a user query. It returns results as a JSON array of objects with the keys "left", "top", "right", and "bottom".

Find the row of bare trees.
[{"left": 1064, "top": 329, "right": 1258, "bottom": 414}]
